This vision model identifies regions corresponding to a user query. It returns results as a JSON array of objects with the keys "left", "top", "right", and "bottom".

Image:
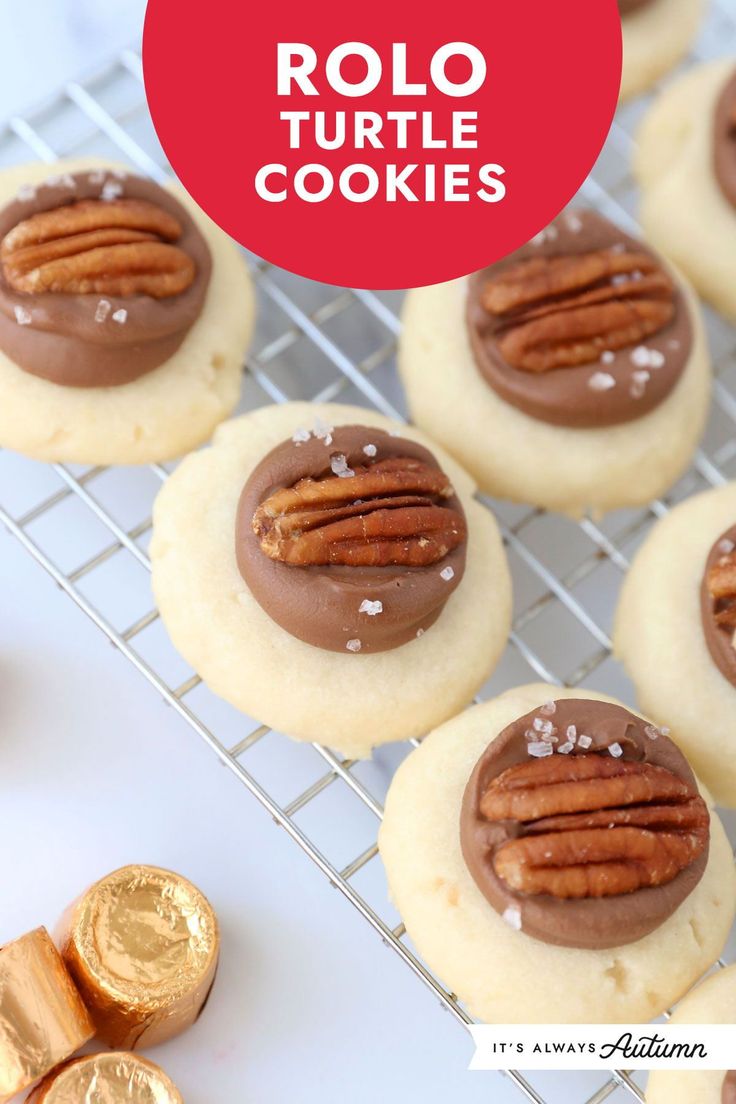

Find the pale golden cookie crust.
[
  {"left": 615, "top": 482, "right": 736, "bottom": 807},
  {"left": 0, "top": 158, "right": 255, "bottom": 464},
  {"left": 620, "top": 0, "right": 705, "bottom": 102},
  {"left": 379, "top": 684, "right": 735, "bottom": 1023},
  {"left": 646, "top": 965, "right": 736, "bottom": 1104},
  {"left": 150, "top": 402, "right": 513, "bottom": 757}
]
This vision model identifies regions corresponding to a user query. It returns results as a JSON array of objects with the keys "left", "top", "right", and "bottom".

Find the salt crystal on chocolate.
[
  {"left": 589, "top": 371, "right": 616, "bottom": 392},
  {"left": 359, "top": 599, "right": 383, "bottom": 616}
]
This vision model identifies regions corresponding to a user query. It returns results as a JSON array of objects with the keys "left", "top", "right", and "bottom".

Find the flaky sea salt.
[
  {"left": 608, "top": 742, "right": 624, "bottom": 758},
  {"left": 631, "top": 346, "right": 665, "bottom": 370},
  {"left": 313, "top": 417, "right": 334, "bottom": 445},
  {"left": 16, "top": 183, "right": 36, "bottom": 202},
  {"left": 95, "top": 299, "right": 111, "bottom": 323},
  {"left": 528, "top": 741, "right": 554, "bottom": 758},
  {"left": 531, "top": 225, "right": 558, "bottom": 246},
  {"left": 566, "top": 725, "right": 577, "bottom": 743},
  {"left": 46, "top": 172, "right": 75, "bottom": 190},
  {"left": 359, "top": 599, "right": 383, "bottom": 616},
  {"left": 13, "top": 305, "right": 31, "bottom": 325},
  {"left": 645, "top": 725, "right": 660, "bottom": 741},
  {"left": 540, "top": 700, "right": 557, "bottom": 716},
  {"left": 630, "top": 368, "right": 651, "bottom": 399},
  {"left": 440, "top": 566, "right": 455, "bottom": 582},
  {"left": 589, "top": 371, "right": 616, "bottom": 392},
  {"left": 718, "top": 539, "right": 736, "bottom": 554},
  {"left": 363, "top": 444, "right": 377, "bottom": 457},
  {"left": 330, "top": 454, "right": 355, "bottom": 478},
  {"left": 565, "top": 213, "right": 583, "bottom": 233},
  {"left": 502, "top": 907, "right": 522, "bottom": 931},
  {"left": 533, "top": 717, "right": 556, "bottom": 736},
  {"left": 416, "top": 628, "right": 425, "bottom": 638},
  {"left": 557, "top": 742, "right": 574, "bottom": 755},
  {"left": 600, "top": 351, "right": 615, "bottom": 365},
  {"left": 292, "top": 427, "right": 311, "bottom": 444},
  {"left": 112, "top": 308, "right": 127, "bottom": 324},
  {"left": 101, "top": 180, "right": 123, "bottom": 201},
  {"left": 578, "top": 734, "right": 592, "bottom": 749},
  {"left": 346, "top": 639, "right": 362, "bottom": 652}
]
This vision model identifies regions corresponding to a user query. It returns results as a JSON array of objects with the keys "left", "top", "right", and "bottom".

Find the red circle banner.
[{"left": 143, "top": 0, "right": 622, "bottom": 289}]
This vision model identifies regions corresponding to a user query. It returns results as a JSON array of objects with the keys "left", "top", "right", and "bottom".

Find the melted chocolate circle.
[
  {"left": 460, "top": 699, "right": 709, "bottom": 950},
  {"left": 466, "top": 209, "right": 692, "bottom": 428},
  {"left": 714, "top": 69, "right": 736, "bottom": 212},
  {"left": 236, "top": 425, "right": 467, "bottom": 653},
  {"left": 723, "top": 1071, "right": 736, "bottom": 1104},
  {"left": 700, "top": 524, "right": 736, "bottom": 689},
  {"left": 0, "top": 170, "right": 211, "bottom": 387}
]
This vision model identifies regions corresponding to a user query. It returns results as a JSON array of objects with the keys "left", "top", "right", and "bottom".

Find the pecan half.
[
  {"left": 707, "top": 550, "right": 736, "bottom": 631},
  {"left": 1, "top": 198, "right": 195, "bottom": 297},
  {"left": 252, "top": 456, "right": 466, "bottom": 567},
  {"left": 482, "top": 248, "right": 675, "bottom": 373},
  {"left": 481, "top": 754, "right": 708, "bottom": 899}
]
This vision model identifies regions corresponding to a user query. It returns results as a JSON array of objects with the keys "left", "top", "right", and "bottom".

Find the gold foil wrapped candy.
[
  {"left": 0, "top": 927, "right": 93, "bottom": 1102},
  {"left": 57, "top": 864, "right": 219, "bottom": 1049},
  {"left": 26, "top": 1052, "right": 184, "bottom": 1103}
]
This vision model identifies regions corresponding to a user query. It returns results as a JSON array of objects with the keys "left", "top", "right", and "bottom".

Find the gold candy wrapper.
[
  {"left": 0, "top": 927, "right": 93, "bottom": 1102},
  {"left": 26, "top": 1051, "right": 184, "bottom": 1103},
  {"left": 57, "top": 864, "right": 219, "bottom": 1049}
]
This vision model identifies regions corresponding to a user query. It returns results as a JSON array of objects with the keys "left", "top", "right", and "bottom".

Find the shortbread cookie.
[
  {"left": 0, "top": 158, "right": 254, "bottom": 464},
  {"left": 399, "top": 209, "right": 710, "bottom": 517},
  {"left": 379, "top": 684, "right": 735, "bottom": 1023},
  {"left": 646, "top": 965, "right": 736, "bottom": 1104},
  {"left": 619, "top": 0, "right": 705, "bottom": 102},
  {"left": 615, "top": 482, "right": 736, "bottom": 807},
  {"left": 150, "top": 402, "right": 512, "bottom": 756},
  {"left": 636, "top": 59, "right": 736, "bottom": 321}
]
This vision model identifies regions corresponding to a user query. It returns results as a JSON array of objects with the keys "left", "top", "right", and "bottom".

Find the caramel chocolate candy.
[
  {"left": 0, "top": 169, "right": 211, "bottom": 387},
  {"left": 57, "top": 865, "right": 219, "bottom": 1049},
  {"left": 0, "top": 927, "right": 93, "bottom": 1102},
  {"left": 26, "top": 1052, "right": 184, "bottom": 1103},
  {"left": 460, "top": 699, "right": 710, "bottom": 949},
  {"left": 702, "top": 525, "right": 736, "bottom": 689},
  {"left": 237, "top": 423, "right": 468, "bottom": 653},
  {"left": 724, "top": 1071, "right": 736, "bottom": 1104},
  {"left": 466, "top": 209, "right": 692, "bottom": 428}
]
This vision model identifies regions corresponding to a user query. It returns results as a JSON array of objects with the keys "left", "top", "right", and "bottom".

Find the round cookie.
[
  {"left": 619, "top": 0, "right": 706, "bottom": 103},
  {"left": 399, "top": 215, "right": 710, "bottom": 518},
  {"left": 646, "top": 965, "right": 736, "bottom": 1104},
  {"left": 615, "top": 482, "right": 736, "bottom": 808},
  {"left": 379, "top": 684, "right": 735, "bottom": 1023},
  {"left": 150, "top": 402, "right": 512, "bottom": 757},
  {"left": 636, "top": 59, "right": 736, "bottom": 322},
  {"left": 0, "top": 158, "right": 254, "bottom": 464}
]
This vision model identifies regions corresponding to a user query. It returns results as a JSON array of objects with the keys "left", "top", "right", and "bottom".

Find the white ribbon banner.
[{"left": 469, "top": 1025, "right": 736, "bottom": 1071}]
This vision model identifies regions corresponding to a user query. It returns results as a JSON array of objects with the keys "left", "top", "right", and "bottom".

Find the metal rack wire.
[{"left": 2, "top": 7, "right": 736, "bottom": 1100}]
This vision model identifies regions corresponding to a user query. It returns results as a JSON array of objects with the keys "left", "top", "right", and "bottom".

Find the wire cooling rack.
[{"left": 2, "top": 8, "right": 736, "bottom": 1102}]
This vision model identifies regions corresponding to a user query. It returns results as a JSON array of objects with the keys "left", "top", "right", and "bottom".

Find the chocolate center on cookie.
[
  {"left": 701, "top": 524, "right": 736, "bottom": 689},
  {"left": 460, "top": 699, "right": 709, "bottom": 949},
  {"left": 714, "top": 69, "right": 736, "bottom": 212},
  {"left": 0, "top": 170, "right": 211, "bottom": 387},
  {"left": 236, "top": 424, "right": 468, "bottom": 653},
  {"left": 466, "top": 209, "right": 692, "bottom": 428}
]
